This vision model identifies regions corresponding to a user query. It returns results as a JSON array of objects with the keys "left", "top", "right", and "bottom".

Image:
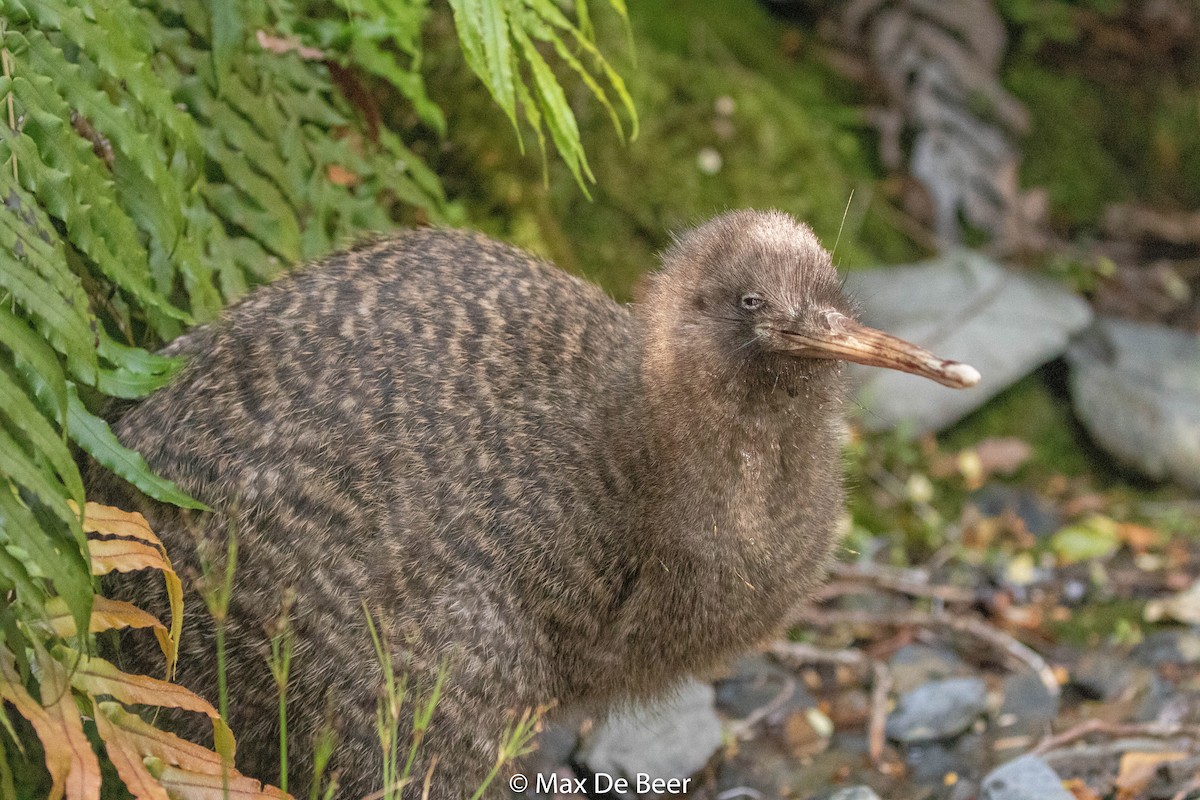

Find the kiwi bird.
[{"left": 91, "top": 210, "right": 978, "bottom": 799}]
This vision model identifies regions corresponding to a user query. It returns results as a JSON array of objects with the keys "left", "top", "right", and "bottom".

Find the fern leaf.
[
  {"left": 0, "top": 187, "right": 99, "bottom": 386},
  {"left": 512, "top": 24, "right": 594, "bottom": 193},
  {"left": 0, "top": 365, "right": 82, "bottom": 507},
  {"left": 20, "top": 30, "right": 189, "bottom": 257},
  {"left": 65, "top": 384, "right": 210, "bottom": 512},
  {"left": 12, "top": 0, "right": 203, "bottom": 169},
  {"left": 6, "top": 74, "right": 191, "bottom": 330},
  {"left": 0, "top": 302, "right": 68, "bottom": 422},
  {"left": 0, "top": 480, "right": 90, "bottom": 604},
  {"left": 449, "top": 0, "right": 521, "bottom": 140},
  {"left": 0, "top": 538, "right": 44, "bottom": 617},
  {"left": 519, "top": 0, "right": 638, "bottom": 140},
  {"left": 208, "top": 0, "right": 245, "bottom": 96}
]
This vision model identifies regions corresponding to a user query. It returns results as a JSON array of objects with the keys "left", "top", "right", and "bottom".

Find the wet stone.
[
  {"left": 1069, "top": 651, "right": 1146, "bottom": 701},
  {"left": 1132, "top": 629, "right": 1200, "bottom": 666},
  {"left": 521, "top": 717, "right": 585, "bottom": 798},
  {"left": 715, "top": 654, "right": 813, "bottom": 721},
  {"left": 1067, "top": 318, "right": 1200, "bottom": 490},
  {"left": 575, "top": 680, "right": 722, "bottom": 798},
  {"left": 519, "top": 766, "right": 588, "bottom": 799},
  {"left": 968, "top": 486, "right": 1061, "bottom": 538},
  {"left": 820, "top": 787, "right": 882, "bottom": 800},
  {"left": 993, "top": 671, "right": 1058, "bottom": 757},
  {"left": 886, "top": 677, "right": 988, "bottom": 743},
  {"left": 903, "top": 733, "right": 987, "bottom": 787},
  {"left": 999, "top": 672, "right": 1059, "bottom": 725},
  {"left": 827, "top": 689, "right": 871, "bottom": 728},
  {"left": 713, "top": 737, "right": 790, "bottom": 800},
  {"left": 888, "top": 644, "right": 974, "bottom": 695},
  {"left": 846, "top": 250, "right": 1093, "bottom": 434},
  {"left": 979, "top": 754, "right": 1073, "bottom": 800}
]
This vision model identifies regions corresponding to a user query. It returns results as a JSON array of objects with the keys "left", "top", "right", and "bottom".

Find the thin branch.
[
  {"left": 727, "top": 675, "right": 797, "bottom": 740},
  {"left": 868, "top": 660, "right": 892, "bottom": 766},
  {"left": 1032, "top": 719, "right": 1200, "bottom": 757},
  {"left": 816, "top": 563, "right": 976, "bottom": 603},
  {"left": 768, "top": 641, "right": 893, "bottom": 769},
  {"left": 792, "top": 607, "right": 1060, "bottom": 700}
]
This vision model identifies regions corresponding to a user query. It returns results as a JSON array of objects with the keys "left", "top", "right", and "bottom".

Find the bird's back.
[
  {"left": 93, "top": 230, "right": 645, "bottom": 794},
  {"left": 113, "top": 228, "right": 635, "bottom": 536}
]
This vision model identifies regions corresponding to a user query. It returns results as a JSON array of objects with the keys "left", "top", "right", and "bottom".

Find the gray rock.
[
  {"left": 520, "top": 720, "right": 583, "bottom": 798},
  {"left": 888, "top": 644, "right": 972, "bottom": 695},
  {"left": 993, "top": 672, "right": 1058, "bottom": 759},
  {"left": 1132, "top": 629, "right": 1200, "bottom": 666},
  {"left": 1067, "top": 318, "right": 1200, "bottom": 489},
  {"left": 968, "top": 486, "right": 1061, "bottom": 538},
  {"left": 1069, "top": 651, "right": 1148, "bottom": 702},
  {"left": 575, "top": 680, "right": 722, "bottom": 797},
  {"left": 980, "top": 754, "right": 1072, "bottom": 800},
  {"left": 885, "top": 677, "right": 988, "bottom": 743},
  {"left": 714, "top": 654, "right": 813, "bottom": 721},
  {"left": 823, "top": 787, "right": 882, "bottom": 800},
  {"left": 844, "top": 250, "right": 1092, "bottom": 434},
  {"left": 998, "top": 672, "right": 1058, "bottom": 725},
  {"left": 904, "top": 733, "right": 987, "bottom": 786}
]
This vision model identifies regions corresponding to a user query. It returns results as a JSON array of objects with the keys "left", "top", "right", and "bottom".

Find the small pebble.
[{"left": 886, "top": 677, "right": 988, "bottom": 743}]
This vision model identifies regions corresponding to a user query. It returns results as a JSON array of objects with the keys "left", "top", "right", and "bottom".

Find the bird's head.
[{"left": 642, "top": 210, "right": 980, "bottom": 395}]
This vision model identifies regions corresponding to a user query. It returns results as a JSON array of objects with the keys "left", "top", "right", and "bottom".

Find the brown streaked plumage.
[{"left": 90, "top": 210, "right": 977, "bottom": 799}]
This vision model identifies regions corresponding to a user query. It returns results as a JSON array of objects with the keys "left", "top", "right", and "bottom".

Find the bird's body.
[{"left": 92, "top": 212, "right": 976, "bottom": 799}]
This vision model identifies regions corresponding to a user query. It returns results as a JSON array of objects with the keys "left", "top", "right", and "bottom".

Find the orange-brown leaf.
[
  {"left": 88, "top": 539, "right": 169, "bottom": 575},
  {"left": 1064, "top": 778, "right": 1102, "bottom": 800},
  {"left": 0, "top": 651, "right": 72, "bottom": 800},
  {"left": 46, "top": 595, "right": 176, "bottom": 678},
  {"left": 93, "top": 706, "right": 174, "bottom": 800},
  {"left": 1116, "top": 522, "right": 1164, "bottom": 554},
  {"left": 47, "top": 595, "right": 165, "bottom": 638},
  {"left": 155, "top": 764, "right": 278, "bottom": 799},
  {"left": 0, "top": 647, "right": 104, "bottom": 800},
  {"left": 64, "top": 650, "right": 215, "bottom": 717},
  {"left": 94, "top": 702, "right": 224, "bottom": 776},
  {"left": 34, "top": 646, "right": 102, "bottom": 800},
  {"left": 255, "top": 29, "right": 325, "bottom": 60},
  {"left": 161, "top": 569, "right": 183, "bottom": 678},
  {"left": 85, "top": 539, "right": 183, "bottom": 677},
  {"left": 1115, "top": 750, "right": 1186, "bottom": 798},
  {"left": 76, "top": 502, "right": 164, "bottom": 550},
  {"left": 326, "top": 164, "right": 359, "bottom": 186},
  {"left": 78, "top": 502, "right": 183, "bottom": 674},
  {"left": 60, "top": 650, "right": 236, "bottom": 761},
  {"left": 974, "top": 437, "right": 1034, "bottom": 477}
]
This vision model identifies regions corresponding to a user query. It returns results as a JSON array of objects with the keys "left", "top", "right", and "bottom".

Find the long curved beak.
[{"left": 773, "top": 313, "right": 981, "bottom": 389}]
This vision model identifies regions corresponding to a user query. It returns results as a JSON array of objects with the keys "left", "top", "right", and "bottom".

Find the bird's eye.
[{"left": 740, "top": 293, "right": 765, "bottom": 311}]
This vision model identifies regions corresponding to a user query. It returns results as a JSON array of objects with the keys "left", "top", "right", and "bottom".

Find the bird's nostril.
[{"left": 821, "top": 310, "right": 850, "bottom": 332}]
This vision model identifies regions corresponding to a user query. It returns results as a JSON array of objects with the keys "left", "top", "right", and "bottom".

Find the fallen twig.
[
  {"left": 726, "top": 674, "right": 797, "bottom": 740},
  {"left": 868, "top": 659, "right": 892, "bottom": 766},
  {"left": 768, "top": 641, "right": 893, "bottom": 769},
  {"left": 815, "top": 563, "right": 976, "bottom": 604},
  {"left": 1033, "top": 719, "right": 1200, "bottom": 757},
  {"left": 791, "top": 607, "right": 1061, "bottom": 700}
]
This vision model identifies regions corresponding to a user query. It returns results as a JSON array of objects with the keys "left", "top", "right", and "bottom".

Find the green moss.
[
  {"left": 1048, "top": 598, "right": 1147, "bottom": 646},
  {"left": 1002, "top": 3, "right": 1200, "bottom": 231},
  {"left": 1005, "top": 66, "right": 1129, "bottom": 228}
]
